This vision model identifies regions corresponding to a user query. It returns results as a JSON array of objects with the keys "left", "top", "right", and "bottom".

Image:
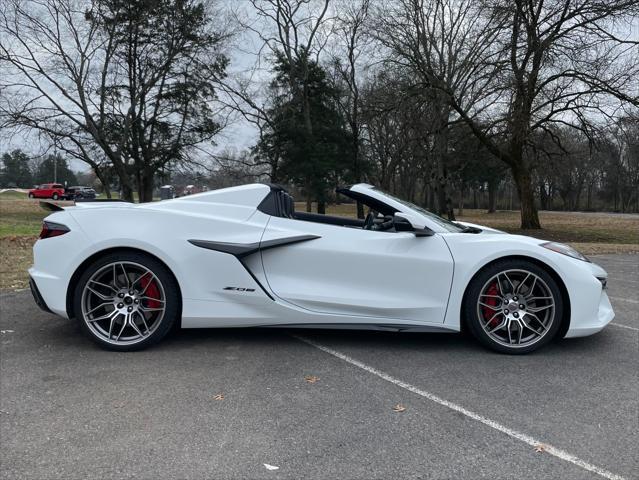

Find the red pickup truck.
[{"left": 28, "top": 183, "right": 66, "bottom": 200}]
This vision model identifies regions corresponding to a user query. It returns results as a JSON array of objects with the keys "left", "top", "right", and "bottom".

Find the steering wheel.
[{"left": 363, "top": 212, "right": 375, "bottom": 230}]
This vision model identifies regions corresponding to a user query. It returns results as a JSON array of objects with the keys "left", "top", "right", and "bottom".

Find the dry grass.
[{"left": 0, "top": 236, "right": 36, "bottom": 290}]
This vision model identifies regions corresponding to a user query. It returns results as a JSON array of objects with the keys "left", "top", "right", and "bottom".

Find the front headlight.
[{"left": 540, "top": 242, "right": 590, "bottom": 262}]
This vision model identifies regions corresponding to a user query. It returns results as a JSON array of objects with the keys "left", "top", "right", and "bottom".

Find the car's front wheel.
[
  {"left": 74, "top": 252, "right": 180, "bottom": 351},
  {"left": 464, "top": 259, "right": 564, "bottom": 354},
  {"left": 52, "top": 193, "right": 59, "bottom": 200},
  {"left": 28, "top": 192, "right": 34, "bottom": 199}
]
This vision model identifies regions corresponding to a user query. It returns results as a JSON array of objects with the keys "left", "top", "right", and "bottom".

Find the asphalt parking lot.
[{"left": 1, "top": 254, "right": 637, "bottom": 480}]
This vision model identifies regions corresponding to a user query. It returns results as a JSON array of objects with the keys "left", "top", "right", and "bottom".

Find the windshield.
[{"left": 371, "top": 187, "right": 464, "bottom": 233}]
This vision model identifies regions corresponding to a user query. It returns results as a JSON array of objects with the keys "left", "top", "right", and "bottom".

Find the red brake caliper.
[
  {"left": 139, "top": 275, "right": 161, "bottom": 309},
  {"left": 482, "top": 282, "right": 501, "bottom": 327}
]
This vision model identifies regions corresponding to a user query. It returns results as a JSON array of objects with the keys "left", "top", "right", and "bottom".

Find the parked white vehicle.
[{"left": 29, "top": 183, "right": 614, "bottom": 353}]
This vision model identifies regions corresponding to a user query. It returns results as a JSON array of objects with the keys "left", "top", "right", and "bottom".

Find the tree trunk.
[
  {"left": 511, "top": 165, "right": 541, "bottom": 229},
  {"left": 121, "top": 182, "right": 134, "bottom": 203},
  {"left": 95, "top": 168, "right": 111, "bottom": 199},
  {"left": 137, "top": 167, "right": 155, "bottom": 203},
  {"left": 487, "top": 179, "right": 497, "bottom": 213},
  {"left": 317, "top": 200, "right": 326, "bottom": 214}
]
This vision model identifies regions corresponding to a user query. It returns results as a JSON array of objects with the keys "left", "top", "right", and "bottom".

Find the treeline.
[
  {"left": 0, "top": 150, "right": 78, "bottom": 188},
  {"left": 1, "top": 0, "right": 638, "bottom": 226}
]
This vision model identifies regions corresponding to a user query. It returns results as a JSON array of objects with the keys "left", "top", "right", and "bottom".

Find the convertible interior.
[{"left": 259, "top": 186, "right": 400, "bottom": 232}]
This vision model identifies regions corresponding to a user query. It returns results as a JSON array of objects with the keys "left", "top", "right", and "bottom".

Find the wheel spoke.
[
  {"left": 86, "top": 301, "right": 111, "bottom": 316},
  {"left": 112, "top": 264, "right": 119, "bottom": 288},
  {"left": 524, "top": 312, "right": 548, "bottom": 331},
  {"left": 131, "top": 270, "right": 152, "bottom": 289},
  {"left": 108, "top": 313, "right": 119, "bottom": 339},
  {"left": 88, "top": 279, "right": 117, "bottom": 294},
  {"left": 139, "top": 276, "right": 159, "bottom": 296},
  {"left": 528, "top": 303, "right": 553, "bottom": 313},
  {"left": 139, "top": 305, "right": 164, "bottom": 312},
  {"left": 516, "top": 322, "right": 524, "bottom": 344},
  {"left": 479, "top": 301, "right": 501, "bottom": 310},
  {"left": 516, "top": 273, "right": 531, "bottom": 294},
  {"left": 86, "top": 285, "right": 112, "bottom": 301},
  {"left": 500, "top": 273, "right": 516, "bottom": 293},
  {"left": 507, "top": 322, "right": 514, "bottom": 344},
  {"left": 140, "top": 297, "right": 165, "bottom": 304},
  {"left": 135, "top": 311, "right": 150, "bottom": 334},
  {"left": 115, "top": 314, "right": 129, "bottom": 341},
  {"left": 480, "top": 294, "right": 502, "bottom": 299},
  {"left": 487, "top": 316, "right": 507, "bottom": 334},
  {"left": 120, "top": 263, "right": 130, "bottom": 289},
  {"left": 88, "top": 309, "right": 118, "bottom": 323},
  {"left": 128, "top": 315, "right": 144, "bottom": 337}
]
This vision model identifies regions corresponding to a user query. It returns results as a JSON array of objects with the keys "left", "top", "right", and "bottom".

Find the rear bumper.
[{"left": 29, "top": 276, "right": 52, "bottom": 314}]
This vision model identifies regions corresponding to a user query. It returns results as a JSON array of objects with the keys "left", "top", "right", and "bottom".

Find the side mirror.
[{"left": 393, "top": 212, "right": 435, "bottom": 237}]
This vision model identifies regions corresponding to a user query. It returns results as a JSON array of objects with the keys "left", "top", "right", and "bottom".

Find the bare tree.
[
  {"left": 329, "top": 0, "right": 370, "bottom": 218},
  {"left": 374, "top": 0, "right": 639, "bottom": 228},
  {"left": 0, "top": 0, "right": 229, "bottom": 202}
]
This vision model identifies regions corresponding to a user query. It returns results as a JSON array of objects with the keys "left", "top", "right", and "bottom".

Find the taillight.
[{"left": 39, "top": 221, "right": 70, "bottom": 239}]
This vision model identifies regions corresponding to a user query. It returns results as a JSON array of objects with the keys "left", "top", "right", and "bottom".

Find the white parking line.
[
  {"left": 611, "top": 323, "right": 639, "bottom": 332},
  {"left": 295, "top": 335, "right": 627, "bottom": 480},
  {"left": 609, "top": 296, "right": 639, "bottom": 305}
]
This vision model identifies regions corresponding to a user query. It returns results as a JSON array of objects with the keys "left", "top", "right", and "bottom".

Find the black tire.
[
  {"left": 463, "top": 259, "right": 564, "bottom": 354},
  {"left": 73, "top": 251, "right": 180, "bottom": 351},
  {"left": 28, "top": 192, "right": 34, "bottom": 199},
  {"left": 52, "top": 193, "right": 59, "bottom": 200}
]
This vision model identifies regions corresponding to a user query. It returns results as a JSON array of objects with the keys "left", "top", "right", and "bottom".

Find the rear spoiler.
[
  {"left": 74, "top": 198, "right": 130, "bottom": 203},
  {"left": 40, "top": 198, "right": 132, "bottom": 212},
  {"left": 39, "top": 201, "right": 64, "bottom": 212}
]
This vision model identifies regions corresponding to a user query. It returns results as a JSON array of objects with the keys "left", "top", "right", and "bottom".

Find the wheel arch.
[
  {"left": 460, "top": 255, "right": 571, "bottom": 339},
  {"left": 66, "top": 246, "right": 183, "bottom": 322}
]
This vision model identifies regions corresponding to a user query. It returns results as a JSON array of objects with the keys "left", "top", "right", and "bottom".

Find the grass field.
[{"left": 1, "top": 191, "right": 637, "bottom": 291}]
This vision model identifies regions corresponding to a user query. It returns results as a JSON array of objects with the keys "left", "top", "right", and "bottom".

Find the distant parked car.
[
  {"left": 28, "top": 183, "right": 65, "bottom": 200},
  {"left": 64, "top": 186, "right": 96, "bottom": 200}
]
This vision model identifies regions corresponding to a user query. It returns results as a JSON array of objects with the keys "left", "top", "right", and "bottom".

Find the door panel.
[{"left": 261, "top": 217, "right": 454, "bottom": 323}]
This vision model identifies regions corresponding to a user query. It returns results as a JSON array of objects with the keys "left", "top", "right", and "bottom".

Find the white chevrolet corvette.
[{"left": 29, "top": 183, "right": 614, "bottom": 353}]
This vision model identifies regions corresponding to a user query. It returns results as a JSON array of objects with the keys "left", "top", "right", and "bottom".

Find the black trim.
[
  {"left": 188, "top": 235, "right": 320, "bottom": 258},
  {"left": 29, "top": 276, "right": 52, "bottom": 313},
  {"left": 39, "top": 201, "right": 64, "bottom": 212},
  {"left": 293, "top": 211, "right": 364, "bottom": 228},
  {"left": 265, "top": 323, "right": 452, "bottom": 333}
]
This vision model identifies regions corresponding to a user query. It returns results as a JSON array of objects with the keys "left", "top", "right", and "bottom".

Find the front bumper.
[{"left": 564, "top": 285, "right": 615, "bottom": 338}]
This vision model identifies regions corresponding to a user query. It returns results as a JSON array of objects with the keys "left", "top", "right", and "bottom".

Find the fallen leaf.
[
  {"left": 535, "top": 443, "right": 546, "bottom": 453},
  {"left": 304, "top": 375, "right": 319, "bottom": 384},
  {"left": 213, "top": 393, "right": 224, "bottom": 401},
  {"left": 263, "top": 463, "right": 279, "bottom": 471},
  {"left": 393, "top": 404, "right": 406, "bottom": 412}
]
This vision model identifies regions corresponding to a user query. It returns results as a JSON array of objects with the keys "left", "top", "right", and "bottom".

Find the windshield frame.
[{"left": 345, "top": 184, "right": 465, "bottom": 233}]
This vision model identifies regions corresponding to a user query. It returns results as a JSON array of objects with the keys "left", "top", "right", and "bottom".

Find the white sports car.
[{"left": 29, "top": 183, "right": 614, "bottom": 353}]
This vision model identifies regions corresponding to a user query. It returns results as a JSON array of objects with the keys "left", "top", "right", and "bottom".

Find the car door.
[{"left": 260, "top": 216, "right": 454, "bottom": 324}]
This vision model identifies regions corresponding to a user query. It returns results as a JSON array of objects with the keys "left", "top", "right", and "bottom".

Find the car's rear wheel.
[
  {"left": 464, "top": 259, "right": 563, "bottom": 354},
  {"left": 52, "top": 193, "right": 59, "bottom": 200},
  {"left": 28, "top": 192, "right": 34, "bottom": 199},
  {"left": 74, "top": 252, "right": 179, "bottom": 351}
]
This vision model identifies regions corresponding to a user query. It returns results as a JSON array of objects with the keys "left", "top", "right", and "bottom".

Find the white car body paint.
[{"left": 29, "top": 183, "right": 614, "bottom": 339}]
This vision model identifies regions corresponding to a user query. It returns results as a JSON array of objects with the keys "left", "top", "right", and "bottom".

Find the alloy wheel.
[
  {"left": 80, "top": 261, "right": 166, "bottom": 346},
  {"left": 476, "top": 269, "right": 556, "bottom": 348}
]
